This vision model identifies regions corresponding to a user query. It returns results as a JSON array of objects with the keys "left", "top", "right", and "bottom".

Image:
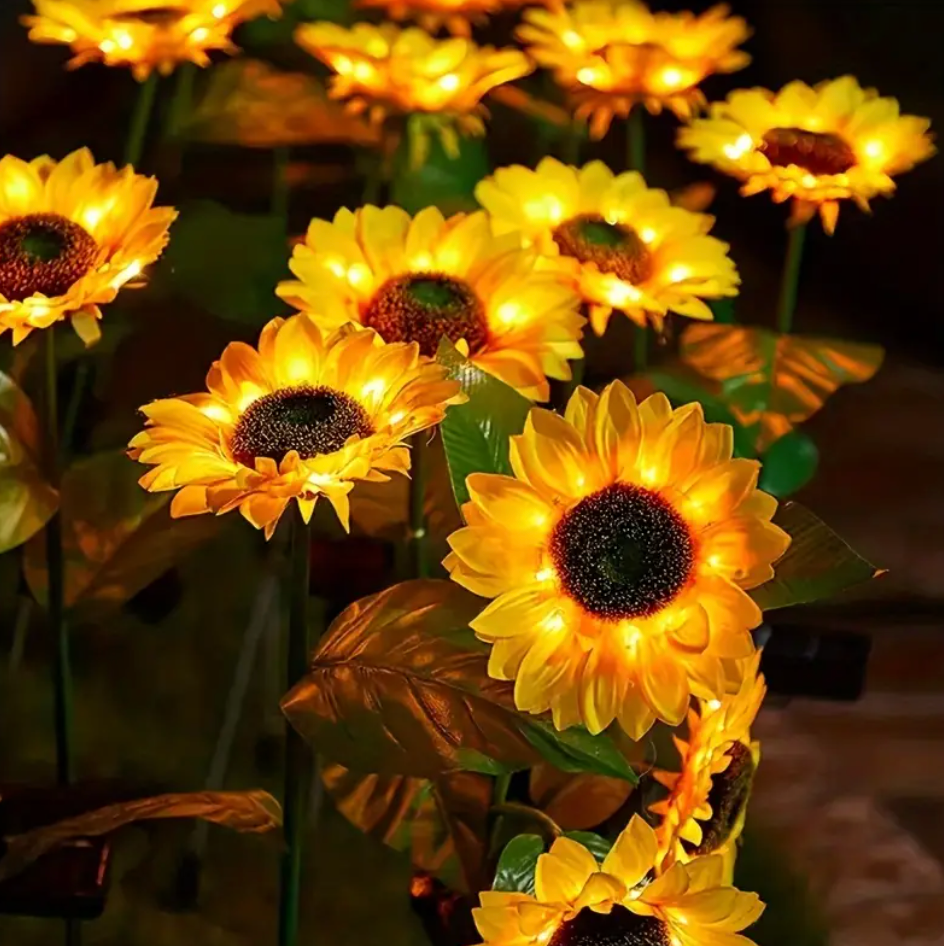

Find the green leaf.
[
  {"left": 709, "top": 298, "right": 737, "bottom": 324},
  {"left": 564, "top": 831, "right": 613, "bottom": 862},
  {"left": 0, "top": 372, "right": 57, "bottom": 553},
  {"left": 24, "top": 451, "right": 219, "bottom": 616},
  {"left": 158, "top": 200, "right": 291, "bottom": 325},
  {"left": 492, "top": 835, "right": 543, "bottom": 894},
  {"left": 759, "top": 430, "right": 820, "bottom": 498},
  {"left": 437, "top": 341, "right": 531, "bottom": 506},
  {"left": 282, "top": 579, "right": 634, "bottom": 781},
  {"left": 750, "top": 502, "right": 881, "bottom": 611}
]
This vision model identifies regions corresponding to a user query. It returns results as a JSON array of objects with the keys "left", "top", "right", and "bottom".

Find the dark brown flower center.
[
  {"left": 553, "top": 215, "right": 653, "bottom": 285},
  {"left": 230, "top": 385, "right": 374, "bottom": 468},
  {"left": 690, "top": 740, "right": 756, "bottom": 856},
  {"left": 110, "top": 6, "right": 187, "bottom": 26},
  {"left": 549, "top": 905, "right": 672, "bottom": 946},
  {"left": 0, "top": 213, "right": 98, "bottom": 302},
  {"left": 761, "top": 127, "right": 857, "bottom": 176},
  {"left": 363, "top": 272, "right": 488, "bottom": 358},
  {"left": 551, "top": 483, "right": 694, "bottom": 621}
]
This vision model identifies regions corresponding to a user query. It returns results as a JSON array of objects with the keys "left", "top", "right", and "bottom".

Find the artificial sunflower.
[
  {"left": 677, "top": 75, "right": 936, "bottom": 233},
  {"left": 651, "top": 653, "right": 766, "bottom": 883},
  {"left": 475, "top": 815, "right": 764, "bottom": 946},
  {"left": 518, "top": 0, "right": 750, "bottom": 138},
  {"left": 476, "top": 158, "right": 739, "bottom": 335},
  {"left": 355, "top": 0, "right": 542, "bottom": 38},
  {"left": 129, "top": 316, "right": 460, "bottom": 537},
  {"left": 276, "top": 205, "right": 584, "bottom": 402},
  {"left": 23, "top": 0, "right": 287, "bottom": 80},
  {"left": 294, "top": 22, "right": 531, "bottom": 156},
  {"left": 445, "top": 381, "right": 790, "bottom": 739},
  {"left": 0, "top": 147, "right": 175, "bottom": 346}
]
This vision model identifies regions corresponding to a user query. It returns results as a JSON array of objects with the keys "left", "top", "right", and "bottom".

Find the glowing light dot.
[
  {"left": 545, "top": 611, "right": 566, "bottom": 633},
  {"left": 335, "top": 55, "right": 353, "bottom": 75},
  {"left": 191, "top": 27, "right": 210, "bottom": 42},
  {"left": 707, "top": 554, "right": 723, "bottom": 569},
  {"left": 723, "top": 133, "right": 753, "bottom": 160},
  {"left": 361, "top": 378, "right": 385, "bottom": 400},
  {"left": 83, "top": 207, "right": 103, "bottom": 229},
  {"left": 576, "top": 67, "right": 601, "bottom": 86},
  {"left": 389, "top": 410, "right": 407, "bottom": 425},
  {"left": 352, "top": 61, "right": 374, "bottom": 82},
  {"left": 99, "top": 39, "right": 116, "bottom": 53},
  {"left": 536, "top": 567, "right": 555, "bottom": 583},
  {"left": 212, "top": 2, "right": 227, "bottom": 16},
  {"left": 115, "top": 30, "right": 133, "bottom": 50},
  {"left": 641, "top": 467, "right": 658, "bottom": 484},
  {"left": 437, "top": 73, "right": 460, "bottom": 93},
  {"left": 864, "top": 140, "right": 884, "bottom": 160},
  {"left": 326, "top": 260, "right": 346, "bottom": 278},
  {"left": 30, "top": 304, "right": 51, "bottom": 319},
  {"left": 607, "top": 282, "right": 642, "bottom": 307},
  {"left": 562, "top": 30, "right": 583, "bottom": 49},
  {"left": 801, "top": 174, "right": 818, "bottom": 188},
  {"left": 200, "top": 402, "right": 231, "bottom": 422},
  {"left": 495, "top": 302, "right": 522, "bottom": 325},
  {"left": 113, "top": 260, "right": 142, "bottom": 286},
  {"left": 668, "top": 265, "right": 690, "bottom": 283},
  {"left": 285, "top": 357, "right": 314, "bottom": 382},
  {"left": 347, "top": 264, "right": 370, "bottom": 287},
  {"left": 237, "top": 386, "right": 264, "bottom": 412},
  {"left": 60, "top": 28, "right": 77, "bottom": 41},
  {"left": 411, "top": 253, "right": 433, "bottom": 270},
  {"left": 536, "top": 928, "right": 555, "bottom": 946},
  {"left": 639, "top": 227, "right": 657, "bottom": 244},
  {"left": 658, "top": 66, "right": 684, "bottom": 89},
  {"left": 527, "top": 196, "right": 564, "bottom": 223},
  {"left": 707, "top": 699, "right": 722, "bottom": 711}
]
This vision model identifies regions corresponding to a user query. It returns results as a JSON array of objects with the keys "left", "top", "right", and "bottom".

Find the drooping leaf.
[
  {"left": 282, "top": 580, "right": 635, "bottom": 781},
  {"left": 759, "top": 429, "right": 820, "bottom": 498},
  {"left": 681, "top": 324, "right": 884, "bottom": 450},
  {"left": 751, "top": 502, "right": 882, "bottom": 611},
  {"left": 529, "top": 764, "right": 633, "bottom": 831},
  {"left": 492, "top": 835, "right": 543, "bottom": 895},
  {"left": 564, "top": 831, "right": 613, "bottom": 862},
  {"left": 158, "top": 200, "right": 291, "bottom": 325},
  {"left": 24, "top": 451, "right": 219, "bottom": 616},
  {"left": 0, "top": 790, "right": 281, "bottom": 883},
  {"left": 0, "top": 372, "right": 58, "bottom": 553},
  {"left": 437, "top": 341, "right": 532, "bottom": 507},
  {"left": 323, "top": 764, "right": 491, "bottom": 893},
  {"left": 187, "top": 59, "right": 380, "bottom": 149}
]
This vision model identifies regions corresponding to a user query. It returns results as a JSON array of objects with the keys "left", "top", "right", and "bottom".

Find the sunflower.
[
  {"left": 355, "top": 0, "right": 543, "bottom": 38},
  {"left": 476, "top": 158, "right": 739, "bottom": 336},
  {"left": 129, "top": 316, "right": 460, "bottom": 537},
  {"left": 444, "top": 381, "right": 789, "bottom": 739},
  {"left": 475, "top": 815, "right": 764, "bottom": 946},
  {"left": 23, "top": 0, "right": 287, "bottom": 80},
  {"left": 0, "top": 148, "right": 175, "bottom": 346},
  {"left": 677, "top": 75, "right": 935, "bottom": 233},
  {"left": 276, "top": 205, "right": 585, "bottom": 402},
  {"left": 294, "top": 22, "right": 532, "bottom": 154},
  {"left": 518, "top": 1, "right": 750, "bottom": 139},
  {"left": 651, "top": 653, "right": 766, "bottom": 883}
]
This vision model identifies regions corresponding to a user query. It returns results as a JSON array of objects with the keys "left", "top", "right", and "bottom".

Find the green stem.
[
  {"left": 561, "top": 123, "right": 582, "bottom": 164},
  {"left": 776, "top": 223, "right": 807, "bottom": 335},
  {"left": 166, "top": 62, "right": 195, "bottom": 140},
  {"left": 490, "top": 802, "right": 563, "bottom": 842},
  {"left": 488, "top": 772, "right": 514, "bottom": 855},
  {"left": 44, "top": 329, "right": 73, "bottom": 787},
  {"left": 124, "top": 73, "right": 159, "bottom": 168},
  {"left": 409, "top": 433, "right": 429, "bottom": 579},
  {"left": 633, "top": 324, "right": 648, "bottom": 373},
  {"left": 626, "top": 106, "right": 646, "bottom": 176},
  {"left": 279, "top": 511, "right": 312, "bottom": 946},
  {"left": 272, "top": 147, "right": 291, "bottom": 227},
  {"left": 362, "top": 150, "right": 385, "bottom": 205},
  {"left": 61, "top": 360, "right": 90, "bottom": 463}
]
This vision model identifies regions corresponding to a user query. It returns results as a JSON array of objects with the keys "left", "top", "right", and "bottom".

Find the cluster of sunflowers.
[{"left": 0, "top": 1, "right": 934, "bottom": 945}]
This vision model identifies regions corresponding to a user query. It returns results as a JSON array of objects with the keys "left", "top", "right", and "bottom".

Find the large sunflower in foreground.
[
  {"left": 294, "top": 22, "right": 531, "bottom": 153},
  {"left": 677, "top": 75, "right": 935, "bottom": 233},
  {"left": 445, "top": 382, "right": 789, "bottom": 739},
  {"left": 0, "top": 148, "right": 175, "bottom": 346},
  {"left": 476, "top": 158, "right": 739, "bottom": 335},
  {"left": 23, "top": 0, "right": 286, "bottom": 80},
  {"left": 518, "top": 0, "right": 750, "bottom": 138},
  {"left": 129, "top": 316, "right": 460, "bottom": 537},
  {"left": 651, "top": 653, "right": 766, "bottom": 883},
  {"left": 475, "top": 815, "right": 764, "bottom": 946},
  {"left": 276, "top": 205, "right": 584, "bottom": 401}
]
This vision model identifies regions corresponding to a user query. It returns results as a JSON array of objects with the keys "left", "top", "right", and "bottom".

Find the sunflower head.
[
  {"left": 445, "top": 381, "right": 789, "bottom": 740},
  {"left": 352, "top": 0, "right": 504, "bottom": 38},
  {"left": 0, "top": 148, "right": 175, "bottom": 346},
  {"left": 475, "top": 815, "right": 764, "bottom": 946},
  {"left": 23, "top": 0, "right": 287, "bottom": 79},
  {"left": 677, "top": 75, "right": 936, "bottom": 233},
  {"left": 294, "top": 21, "right": 532, "bottom": 145},
  {"left": 476, "top": 158, "right": 739, "bottom": 335},
  {"left": 651, "top": 653, "right": 766, "bottom": 880},
  {"left": 276, "top": 205, "right": 585, "bottom": 402},
  {"left": 129, "top": 316, "right": 461, "bottom": 537},
  {"left": 518, "top": 0, "right": 750, "bottom": 138}
]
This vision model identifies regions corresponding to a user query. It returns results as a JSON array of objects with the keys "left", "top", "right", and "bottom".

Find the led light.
[
  {"left": 723, "top": 133, "right": 753, "bottom": 160},
  {"left": 190, "top": 27, "right": 210, "bottom": 42},
  {"left": 334, "top": 55, "right": 353, "bottom": 76},
  {"left": 389, "top": 410, "right": 406, "bottom": 425},
  {"left": 667, "top": 264, "right": 690, "bottom": 283},
  {"left": 361, "top": 378, "right": 385, "bottom": 400},
  {"left": 536, "top": 567, "right": 555, "bottom": 583},
  {"left": 437, "top": 73, "right": 460, "bottom": 93},
  {"left": 495, "top": 302, "right": 522, "bottom": 325},
  {"left": 545, "top": 611, "right": 566, "bottom": 632},
  {"left": 607, "top": 282, "right": 642, "bottom": 306},
  {"left": 577, "top": 66, "right": 600, "bottom": 86},
  {"left": 113, "top": 260, "right": 142, "bottom": 286},
  {"left": 212, "top": 2, "right": 227, "bottom": 16},
  {"left": 237, "top": 385, "right": 264, "bottom": 412},
  {"left": 352, "top": 61, "right": 374, "bottom": 82},
  {"left": 115, "top": 30, "right": 133, "bottom": 50},
  {"left": 658, "top": 66, "right": 684, "bottom": 90},
  {"left": 562, "top": 30, "right": 583, "bottom": 50},
  {"left": 200, "top": 402, "right": 231, "bottom": 422},
  {"left": 864, "top": 139, "right": 884, "bottom": 160},
  {"left": 347, "top": 263, "right": 370, "bottom": 287},
  {"left": 801, "top": 173, "right": 818, "bottom": 188},
  {"left": 707, "top": 699, "right": 722, "bottom": 711},
  {"left": 99, "top": 38, "right": 116, "bottom": 53},
  {"left": 82, "top": 207, "right": 103, "bottom": 229},
  {"left": 639, "top": 227, "right": 657, "bottom": 244}
]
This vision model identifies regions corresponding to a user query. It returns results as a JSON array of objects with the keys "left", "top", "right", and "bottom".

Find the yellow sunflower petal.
[
  {"left": 602, "top": 815, "right": 658, "bottom": 888},
  {"left": 535, "top": 836, "right": 599, "bottom": 904}
]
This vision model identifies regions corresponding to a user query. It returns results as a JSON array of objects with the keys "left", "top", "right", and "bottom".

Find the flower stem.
[
  {"left": 279, "top": 510, "right": 312, "bottom": 946},
  {"left": 561, "top": 123, "right": 583, "bottom": 164},
  {"left": 409, "top": 433, "right": 429, "bottom": 579},
  {"left": 44, "top": 329, "right": 73, "bottom": 788},
  {"left": 626, "top": 106, "right": 646, "bottom": 176},
  {"left": 633, "top": 323, "right": 648, "bottom": 373},
  {"left": 776, "top": 223, "right": 807, "bottom": 335},
  {"left": 166, "top": 62, "right": 195, "bottom": 140},
  {"left": 124, "top": 73, "right": 159, "bottom": 168},
  {"left": 272, "top": 147, "right": 291, "bottom": 226}
]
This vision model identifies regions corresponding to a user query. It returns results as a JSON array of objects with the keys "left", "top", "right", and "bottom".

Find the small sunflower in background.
[
  {"left": 445, "top": 381, "right": 789, "bottom": 739},
  {"left": 355, "top": 0, "right": 545, "bottom": 38},
  {"left": 518, "top": 0, "right": 750, "bottom": 139},
  {"left": 477, "top": 158, "right": 739, "bottom": 335},
  {"left": 677, "top": 75, "right": 935, "bottom": 233},
  {"left": 651, "top": 653, "right": 766, "bottom": 883},
  {"left": 276, "top": 205, "right": 585, "bottom": 402},
  {"left": 294, "top": 22, "right": 532, "bottom": 159},
  {"left": 129, "top": 316, "right": 460, "bottom": 537},
  {"left": 0, "top": 148, "right": 175, "bottom": 346},
  {"left": 474, "top": 815, "right": 764, "bottom": 946},
  {"left": 23, "top": 0, "right": 288, "bottom": 80}
]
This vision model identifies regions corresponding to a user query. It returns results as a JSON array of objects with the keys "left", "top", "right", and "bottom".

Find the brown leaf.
[
  {"left": 0, "top": 790, "right": 281, "bottom": 883},
  {"left": 681, "top": 324, "right": 884, "bottom": 449},
  {"left": 529, "top": 763, "right": 633, "bottom": 831}
]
